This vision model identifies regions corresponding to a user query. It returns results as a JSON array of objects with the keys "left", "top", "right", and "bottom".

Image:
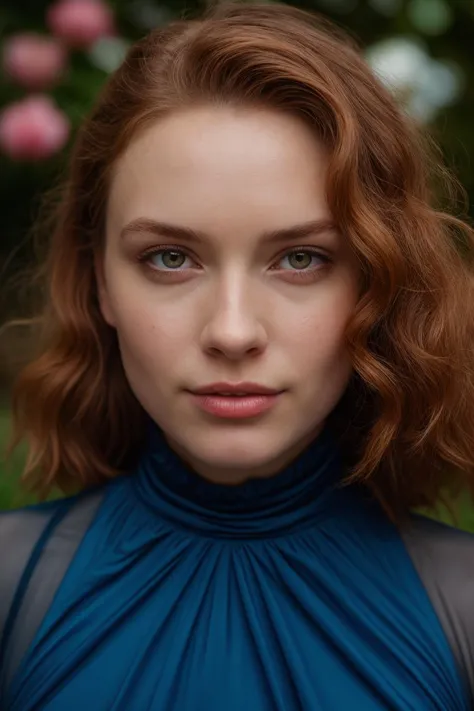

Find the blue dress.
[{"left": 1, "top": 423, "right": 469, "bottom": 709}]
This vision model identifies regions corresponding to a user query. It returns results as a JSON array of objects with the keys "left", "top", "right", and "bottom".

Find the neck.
[{"left": 132, "top": 420, "right": 348, "bottom": 538}]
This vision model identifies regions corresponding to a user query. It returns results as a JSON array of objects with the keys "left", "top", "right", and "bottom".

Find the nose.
[{"left": 199, "top": 273, "right": 268, "bottom": 361}]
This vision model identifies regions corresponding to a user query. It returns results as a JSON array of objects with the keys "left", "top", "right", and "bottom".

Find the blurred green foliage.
[{"left": 0, "top": 406, "right": 32, "bottom": 509}]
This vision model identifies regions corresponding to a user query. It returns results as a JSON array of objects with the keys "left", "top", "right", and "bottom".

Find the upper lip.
[{"left": 191, "top": 382, "right": 282, "bottom": 395}]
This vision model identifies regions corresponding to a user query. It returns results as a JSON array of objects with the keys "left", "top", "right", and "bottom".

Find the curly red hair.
[{"left": 3, "top": 1, "right": 474, "bottom": 521}]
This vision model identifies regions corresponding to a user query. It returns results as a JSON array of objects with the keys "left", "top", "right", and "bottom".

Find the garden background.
[{"left": 1, "top": 0, "right": 474, "bottom": 528}]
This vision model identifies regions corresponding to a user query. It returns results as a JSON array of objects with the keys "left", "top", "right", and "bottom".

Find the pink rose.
[
  {"left": 0, "top": 95, "right": 70, "bottom": 161},
  {"left": 47, "top": 0, "right": 115, "bottom": 49},
  {"left": 3, "top": 33, "right": 67, "bottom": 90}
]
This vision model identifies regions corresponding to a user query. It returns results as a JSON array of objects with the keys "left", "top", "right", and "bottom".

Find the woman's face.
[{"left": 98, "top": 105, "right": 360, "bottom": 483}]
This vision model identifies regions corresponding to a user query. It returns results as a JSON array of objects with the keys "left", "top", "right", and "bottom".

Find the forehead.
[{"left": 107, "top": 105, "right": 331, "bottom": 240}]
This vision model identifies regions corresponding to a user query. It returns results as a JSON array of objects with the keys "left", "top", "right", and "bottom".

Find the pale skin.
[{"left": 96, "top": 104, "right": 360, "bottom": 485}]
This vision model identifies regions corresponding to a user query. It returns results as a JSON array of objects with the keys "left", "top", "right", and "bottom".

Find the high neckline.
[{"left": 132, "top": 420, "right": 347, "bottom": 538}]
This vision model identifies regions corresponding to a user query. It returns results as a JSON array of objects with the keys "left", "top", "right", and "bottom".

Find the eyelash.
[{"left": 136, "top": 245, "right": 331, "bottom": 280}]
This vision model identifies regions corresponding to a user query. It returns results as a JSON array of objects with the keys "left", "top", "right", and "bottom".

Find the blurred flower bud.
[
  {"left": 0, "top": 95, "right": 70, "bottom": 161},
  {"left": 2, "top": 33, "right": 67, "bottom": 90},
  {"left": 47, "top": 0, "right": 115, "bottom": 49}
]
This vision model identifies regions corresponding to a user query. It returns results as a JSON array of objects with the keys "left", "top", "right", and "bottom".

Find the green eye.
[
  {"left": 160, "top": 250, "right": 187, "bottom": 269},
  {"left": 153, "top": 249, "right": 186, "bottom": 269},
  {"left": 279, "top": 250, "right": 327, "bottom": 271},
  {"left": 287, "top": 252, "right": 313, "bottom": 270}
]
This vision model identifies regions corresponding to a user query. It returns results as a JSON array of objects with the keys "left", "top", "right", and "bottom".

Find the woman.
[{"left": 1, "top": 2, "right": 474, "bottom": 708}]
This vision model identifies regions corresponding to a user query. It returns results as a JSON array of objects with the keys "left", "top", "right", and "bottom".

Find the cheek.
[
  {"left": 109, "top": 294, "right": 192, "bottom": 373},
  {"left": 282, "top": 287, "right": 355, "bottom": 362},
  {"left": 288, "top": 326, "right": 352, "bottom": 394},
  {"left": 288, "top": 295, "right": 355, "bottom": 416}
]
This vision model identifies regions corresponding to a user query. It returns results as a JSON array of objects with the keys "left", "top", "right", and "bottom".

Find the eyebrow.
[{"left": 120, "top": 217, "right": 338, "bottom": 244}]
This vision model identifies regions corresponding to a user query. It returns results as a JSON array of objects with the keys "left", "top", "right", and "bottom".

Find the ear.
[{"left": 94, "top": 251, "right": 116, "bottom": 328}]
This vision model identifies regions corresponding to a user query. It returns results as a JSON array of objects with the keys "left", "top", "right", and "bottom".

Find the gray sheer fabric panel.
[
  {"left": 0, "top": 506, "right": 54, "bottom": 643},
  {"left": 402, "top": 516, "right": 474, "bottom": 703},
  {"left": 0, "top": 490, "right": 104, "bottom": 692}
]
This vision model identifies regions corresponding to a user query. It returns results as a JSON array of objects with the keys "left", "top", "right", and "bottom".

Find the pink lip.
[{"left": 189, "top": 382, "right": 284, "bottom": 419}]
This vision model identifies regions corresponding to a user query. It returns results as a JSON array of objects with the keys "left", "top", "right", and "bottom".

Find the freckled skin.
[{"left": 96, "top": 105, "right": 360, "bottom": 485}]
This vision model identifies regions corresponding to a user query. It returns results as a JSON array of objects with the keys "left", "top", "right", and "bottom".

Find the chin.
[{"left": 185, "top": 431, "right": 294, "bottom": 479}]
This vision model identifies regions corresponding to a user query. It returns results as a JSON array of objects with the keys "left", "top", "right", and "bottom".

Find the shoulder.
[
  {"left": 402, "top": 514, "right": 474, "bottom": 700},
  {"left": 0, "top": 486, "right": 107, "bottom": 544},
  {"left": 0, "top": 498, "right": 66, "bottom": 540},
  {"left": 0, "top": 496, "right": 81, "bottom": 569},
  {"left": 402, "top": 514, "right": 474, "bottom": 603}
]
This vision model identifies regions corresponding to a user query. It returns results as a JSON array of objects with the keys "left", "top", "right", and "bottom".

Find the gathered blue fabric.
[{"left": 4, "top": 420, "right": 469, "bottom": 710}]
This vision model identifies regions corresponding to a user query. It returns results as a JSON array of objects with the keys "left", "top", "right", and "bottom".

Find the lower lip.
[{"left": 191, "top": 393, "right": 281, "bottom": 418}]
